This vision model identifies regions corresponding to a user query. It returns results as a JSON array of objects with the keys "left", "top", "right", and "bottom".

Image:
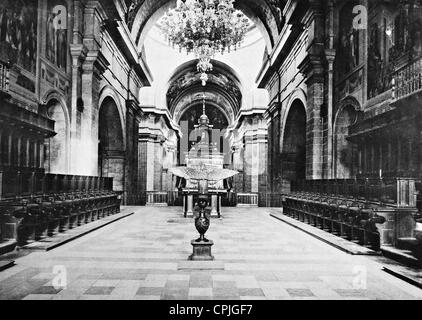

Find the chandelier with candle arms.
[{"left": 160, "top": 0, "right": 250, "bottom": 86}]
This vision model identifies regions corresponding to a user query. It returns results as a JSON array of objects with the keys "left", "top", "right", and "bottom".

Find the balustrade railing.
[
  {"left": 0, "top": 60, "right": 9, "bottom": 93},
  {"left": 392, "top": 56, "right": 422, "bottom": 101},
  {"left": 236, "top": 193, "right": 258, "bottom": 207},
  {"left": 146, "top": 191, "right": 168, "bottom": 206}
]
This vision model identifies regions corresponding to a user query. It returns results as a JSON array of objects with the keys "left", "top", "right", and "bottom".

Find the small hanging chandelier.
[{"left": 160, "top": 0, "right": 250, "bottom": 86}]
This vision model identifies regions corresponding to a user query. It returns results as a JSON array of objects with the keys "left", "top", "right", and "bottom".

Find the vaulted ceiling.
[
  {"left": 166, "top": 60, "right": 242, "bottom": 125},
  {"left": 125, "top": 0, "right": 289, "bottom": 52}
]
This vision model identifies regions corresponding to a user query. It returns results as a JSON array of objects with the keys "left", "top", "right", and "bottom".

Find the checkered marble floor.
[{"left": 1, "top": 206, "right": 422, "bottom": 300}]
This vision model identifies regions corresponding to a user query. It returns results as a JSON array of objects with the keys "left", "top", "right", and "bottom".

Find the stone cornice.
[
  {"left": 231, "top": 108, "right": 267, "bottom": 131},
  {"left": 256, "top": 1, "right": 307, "bottom": 88},
  {"left": 140, "top": 106, "right": 182, "bottom": 137},
  {"left": 102, "top": 19, "right": 153, "bottom": 86},
  {"left": 263, "top": 102, "right": 282, "bottom": 120}
]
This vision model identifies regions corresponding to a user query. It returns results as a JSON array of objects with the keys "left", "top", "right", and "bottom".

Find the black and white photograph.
[{"left": 1, "top": 0, "right": 422, "bottom": 307}]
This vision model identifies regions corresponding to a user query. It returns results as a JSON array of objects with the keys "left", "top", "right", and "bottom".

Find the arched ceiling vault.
[
  {"left": 128, "top": 0, "right": 289, "bottom": 53},
  {"left": 166, "top": 59, "right": 242, "bottom": 126}
]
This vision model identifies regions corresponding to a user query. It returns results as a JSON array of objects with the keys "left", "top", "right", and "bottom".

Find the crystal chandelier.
[{"left": 160, "top": 0, "right": 250, "bottom": 86}]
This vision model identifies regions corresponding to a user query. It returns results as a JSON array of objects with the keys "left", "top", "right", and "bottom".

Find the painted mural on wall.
[
  {"left": 367, "top": 22, "right": 392, "bottom": 100},
  {"left": 267, "top": 0, "right": 285, "bottom": 31},
  {"left": 366, "top": 2, "right": 422, "bottom": 100},
  {"left": 389, "top": 1, "right": 422, "bottom": 62},
  {"left": 126, "top": 0, "right": 145, "bottom": 30},
  {"left": 335, "top": 2, "right": 361, "bottom": 81},
  {"left": 46, "top": 0, "right": 68, "bottom": 70},
  {"left": 0, "top": 0, "right": 37, "bottom": 73}
]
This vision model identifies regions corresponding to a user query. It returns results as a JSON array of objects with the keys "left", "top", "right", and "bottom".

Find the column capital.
[
  {"left": 126, "top": 99, "right": 143, "bottom": 119},
  {"left": 70, "top": 44, "right": 88, "bottom": 67},
  {"left": 325, "top": 49, "right": 336, "bottom": 62},
  {"left": 299, "top": 53, "right": 325, "bottom": 85},
  {"left": 82, "top": 50, "right": 110, "bottom": 77}
]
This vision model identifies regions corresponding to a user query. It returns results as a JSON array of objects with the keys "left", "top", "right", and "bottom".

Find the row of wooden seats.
[
  {"left": 292, "top": 178, "right": 399, "bottom": 205},
  {"left": 282, "top": 191, "right": 386, "bottom": 250},
  {"left": 0, "top": 169, "right": 121, "bottom": 249}
]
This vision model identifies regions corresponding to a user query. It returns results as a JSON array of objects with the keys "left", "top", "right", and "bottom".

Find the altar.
[{"left": 180, "top": 104, "right": 229, "bottom": 218}]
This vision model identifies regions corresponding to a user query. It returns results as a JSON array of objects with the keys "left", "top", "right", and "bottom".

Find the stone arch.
[
  {"left": 280, "top": 98, "right": 307, "bottom": 183},
  {"left": 98, "top": 96, "right": 125, "bottom": 193},
  {"left": 43, "top": 91, "right": 70, "bottom": 174},
  {"left": 280, "top": 88, "right": 307, "bottom": 151},
  {"left": 99, "top": 86, "right": 127, "bottom": 146},
  {"left": 173, "top": 91, "right": 235, "bottom": 126},
  {"left": 166, "top": 59, "right": 242, "bottom": 125},
  {"left": 333, "top": 98, "right": 360, "bottom": 179}
]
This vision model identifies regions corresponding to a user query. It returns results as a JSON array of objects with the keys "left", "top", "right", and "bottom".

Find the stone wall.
[{"left": 0, "top": 0, "right": 151, "bottom": 205}]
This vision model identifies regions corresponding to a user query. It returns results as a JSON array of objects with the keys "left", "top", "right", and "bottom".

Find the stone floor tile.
[
  {"left": 240, "top": 296, "right": 266, "bottom": 300},
  {"left": 133, "top": 295, "right": 161, "bottom": 300},
  {"left": 212, "top": 287, "right": 239, "bottom": 297},
  {"left": 136, "top": 287, "right": 163, "bottom": 296},
  {"left": 188, "top": 287, "right": 213, "bottom": 296},
  {"left": 2, "top": 207, "right": 422, "bottom": 301},
  {"left": 22, "top": 294, "right": 55, "bottom": 300},
  {"left": 286, "top": 288, "right": 315, "bottom": 298},
  {"left": 188, "top": 296, "right": 213, "bottom": 300},
  {"left": 165, "top": 280, "right": 190, "bottom": 288},
  {"left": 93, "top": 279, "right": 121, "bottom": 287},
  {"left": 213, "top": 280, "right": 237, "bottom": 288},
  {"left": 168, "top": 274, "right": 190, "bottom": 281},
  {"left": 31, "top": 286, "right": 63, "bottom": 295},
  {"left": 84, "top": 286, "right": 115, "bottom": 295},
  {"left": 238, "top": 288, "right": 265, "bottom": 297}
]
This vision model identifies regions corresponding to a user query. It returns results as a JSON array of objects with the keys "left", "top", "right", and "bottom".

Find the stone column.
[
  {"left": 326, "top": 49, "right": 336, "bottom": 179},
  {"left": 243, "top": 136, "right": 253, "bottom": 193},
  {"left": 299, "top": 0, "right": 326, "bottom": 180},
  {"left": 241, "top": 115, "right": 268, "bottom": 194},
  {"left": 68, "top": 0, "right": 108, "bottom": 176},
  {"left": 231, "top": 143, "right": 244, "bottom": 192},
  {"left": 69, "top": 44, "right": 87, "bottom": 175},
  {"left": 183, "top": 194, "right": 187, "bottom": 217},
  {"left": 154, "top": 136, "right": 165, "bottom": 191},
  {"left": 211, "top": 195, "right": 218, "bottom": 216},
  {"left": 187, "top": 194, "right": 194, "bottom": 215},
  {"left": 325, "top": 0, "right": 336, "bottom": 179},
  {"left": 256, "top": 132, "right": 268, "bottom": 195},
  {"left": 80, "top": 53, "right": 108, "bottom": 176},
  {"left": 218, "top": 195, "right": 221, "bottom": 217},
  {"left": 125, "top": 100, "right": 141, "bottom": 205},
  {"left": 138, "top": 133, "right": 157, "bottom": 193},
  {"left": 138, "top": 136, "right": 148, "bottom": 204}
]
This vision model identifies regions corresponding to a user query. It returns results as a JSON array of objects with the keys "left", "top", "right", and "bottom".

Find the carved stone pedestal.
[{"left": 189, "top": 240, "right": 214, "bottom": 261}]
